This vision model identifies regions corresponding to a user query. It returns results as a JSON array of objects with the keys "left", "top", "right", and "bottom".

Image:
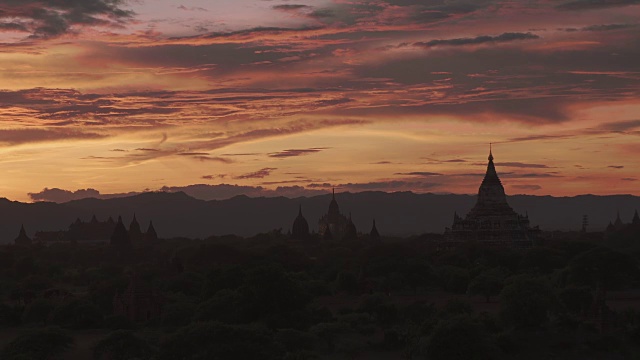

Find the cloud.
[
  {"left": 497, "top": 162, "right": 551, "bottom": 169},
  {"left": 581, "top": 24, "right": 636, "bottom": 31},
  {"left": 556, "top": 0, "right": 640, "bottom": 11},
  {"left": 177, "top": 5, "right": 208, "bottom": 12},
  {"left": 0, "top": 128, "right": 106, "bottom": 145},
  {"left": 595, "top": 119, "right": 640, "bottom": 132},
  {"left": 272, "top": 4, "right": 311, "bottom": 12},
  {"left": 29, "top": 188, "right": 100, "bottom": 202},
  {"left": 28, "top": 183, "right": 326, "bottom": 202},
  {"left": 608, "top": 165, "right": 625, "bottom": 169},
  {"left": 0, "top": 0, "right": 134, "bottom": 39},
  {"left": 336, "top": 180, "right": 441, "bottom": 191},
  {"left": 159, "top": 184, "right": 323, "bottom": 200},
  {"left": 413, "top": 32, "right": 539, "bottom": 49},
  {"left": 202, "top": 174, "right": 227, "bottom": 180},
  {"left": 267, "top": 147, "right": 329, "bottom": 158},
  {"left": 395, "top": 172, "right": 443, "bottom": 177},
  {"left": 234, "top": 167, "right": 278, "bottom": 179},
  {"left": 512, "top": 184, "right": 543, "bottom": 191}
]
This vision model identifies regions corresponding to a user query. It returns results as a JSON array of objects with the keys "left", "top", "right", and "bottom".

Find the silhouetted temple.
[
  {"left": 445, "top": 147, "right": 539, "bottom": 246},
  {"left": 291, "top": 205, "right": 310, "bottom": 239},
  {"left": 370, "top": 219, "right": 381, "bottom": 241},
  {"left": 144, "top": 221, "right": 158, "bottom": 242},
  {"left": 318, "top": 189, "right": 350, "bottom": 240},
  {"left": 110, "top": 216, "right": 131, "bottom": 247},
  {"left": 129, "top": 214, "right": 143, "bottom": 243},
  {"left": 344, "top": 213, "right": 358, "bottom": 240},
  {"left": 113, "top": 273, "right": 163, "bottom": 322},
  {"left": 605, "top": 210, "right": 640, "bottom": 241},
  {"left": 14, "top": 225, "right": 32, "bottom": 245},
  {"left": 32, "top": 214, "right": 159, "bottom": 245}
]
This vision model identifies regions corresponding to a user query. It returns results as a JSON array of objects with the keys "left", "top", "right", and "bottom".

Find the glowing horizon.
[{"left": 1, "top": 0, "right": 640, "bottom": 202}]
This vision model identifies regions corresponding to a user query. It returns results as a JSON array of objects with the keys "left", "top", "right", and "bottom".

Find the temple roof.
[
  {"left": 328, "top": 188, "right": 340, "bottom": 216},
  {"left": 614, "top": 211, "right": 625, "bottom": 229},
  {"left": 145, "top": 221, "right": 158, "bottom": 241},
  {"left": 370, "top": 219, "right": 380, "bottom": 240},
  {"left": 15, "top": 224, "right": 32, "bottom": 245},
  {"left": 292, "top": 205, "right": 309, "bottom": 238},
  {"left": 466, "top": 146, "right": 517, "bottom": 218}
]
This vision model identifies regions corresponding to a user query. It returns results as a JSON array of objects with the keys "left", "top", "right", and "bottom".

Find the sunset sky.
[{"left": 1, "top": 0, "right": 639, "bottom": 202}]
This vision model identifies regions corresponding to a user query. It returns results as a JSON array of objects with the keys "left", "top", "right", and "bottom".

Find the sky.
[{"left": 0, "top": 0, "right": 639, "bottom": 202}]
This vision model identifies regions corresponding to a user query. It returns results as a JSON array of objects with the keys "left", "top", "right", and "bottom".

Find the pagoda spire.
[{"left": 489, "top": 143, "right": 493, "bottom": 161}]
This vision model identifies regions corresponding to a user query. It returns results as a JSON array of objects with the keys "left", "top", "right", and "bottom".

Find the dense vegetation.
[{"left": 0, "top": 230, "right": 639, "bottom": 359}]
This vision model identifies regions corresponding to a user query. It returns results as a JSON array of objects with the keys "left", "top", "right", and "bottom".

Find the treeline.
[{"left": 0, "top": 231, "right": 639, "bottom": 359}]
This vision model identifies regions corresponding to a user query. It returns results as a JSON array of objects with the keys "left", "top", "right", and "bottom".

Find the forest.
[{"left": 0, "top": 229, "right": 639, "bottom": 360}]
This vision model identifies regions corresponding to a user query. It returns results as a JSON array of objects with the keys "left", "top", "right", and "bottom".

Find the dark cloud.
[
  {"left": 507, "top": 134, "right": 576, "bottom": 142},
  {"left": 512, "top": 184, "right": 543, "bottom": 191},
  {"left": 395, "top": 172, "right": 443, "bottom": 177},
  {"left": 0, "top": 0, "right": 134, "bottom": 39},
  {"left": 29, "top": 188, "right": 101, "bottom": 202},
  {"left": 159, "top": 184, "right": 323, "bottom": 200},
  {"left": 177, "top": 5, "right": 208, "bottom": 12},
  {"left": 414, "top": 32, "right": 539, "bottom": 48},
  {"left": 0, "top": 22, "right": 29, "bottom": 32},
  {"left": 272, "top": 4, "right": 310, "bottom": 11},
  {"left": 556, "top": 0, "right": 640, "bottom": 11},
  {"left": 190, "top": 156, "right": 233, "bottom": 164},
  {"left": 234, "top": 167, "right": 278, "bottom": 179},
  {"left": 581, "top": 24, "right": 636, "bottom": 31},
  {"left": 337, "top": 180, "right": 441, "bottom": 191},
  {"left": 202, "top": 174, "right": 227, "bottom": 180},
  {"left": 177, "top": 152, "right": 210, "bottom": 156},
  {"left": 0, "top": 128, "right": 105, "bottom": 145},
  {"left": 503, "top": 172, "right": 563, "bottom": 178},
  {"left": 497, "top": 162, "right": 551, "bottom": 169},
  {"left": 267, "top": 147, "right": 329, "bottom": 158},
  {"left": 28, "top": 183, "right": 325, "bottom": 202},
  {"left": 608, "top": 165, "right": 625, "bottom": 169},
  {"left": 595, "top": 119, "right": 640, "bottom": 132}
]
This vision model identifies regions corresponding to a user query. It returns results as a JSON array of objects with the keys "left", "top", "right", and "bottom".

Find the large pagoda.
[{"left": 444, "top": 146, "right": 538, "bottom": 247}]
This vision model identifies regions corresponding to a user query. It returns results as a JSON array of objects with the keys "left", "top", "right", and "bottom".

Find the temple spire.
[
  {"left": 489, "top": 143, "right": 493, "bottom": 161},
  {"left": 298, "top": 204, "right": 303, "bottom": 216},
  {"left": 332, "top": 188, "right": 335, "bottom": 199}
]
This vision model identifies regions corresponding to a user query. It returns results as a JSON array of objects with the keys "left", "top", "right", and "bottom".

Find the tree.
[
  {"left": 467, "top": 272, "right": 504, "bottom": 303},
  {"left": 567, "top": 247, "right": 638, "bottom": 290},
  {"left": 51, "top": 298, "right": 103, "bottom": 329},
  {"left": 93, "top": 330, "right": 155, "bottom": 360},
  {"left": 335, "top": 271, "right": 359, "bottom": 294},
  {"left": 500, "top": 276, "right": 555, "bottom": 328},
  {"left": 427, "top": 316, "right": 496, "bottom": 360},
  {"left": 159, "top": 322, "right": 283, "bottom": 360},
  {"left": 437, "top": 266, "right": 470, "bottom": 294},
  {"left": 22, "top": 298, "right": 54, "bottom": 325},
  {"left": 2, "top": 327, "right": 73, "bottom": 360},
  {"left": 195, "top": 289, "right": 250, "bottom": 324}
]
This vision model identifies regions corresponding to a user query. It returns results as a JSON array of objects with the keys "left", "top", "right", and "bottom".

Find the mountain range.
[{"left": 1, "top": 191, "right": 639, "bottom": 244}]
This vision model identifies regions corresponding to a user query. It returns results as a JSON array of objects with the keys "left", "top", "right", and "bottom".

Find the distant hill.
[{"left": 1, "top": 191, "right": 639, "bottom": 243}]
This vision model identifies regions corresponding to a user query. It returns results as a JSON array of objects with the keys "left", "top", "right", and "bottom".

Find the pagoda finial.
[
  {"left": 298, "top": 204, "right": 303, "bottom": 215},
  {"left": 332, "top": 187, "right": 335, "bottom": 199},
  {"left": 489, "top": 143, "right": 494, "bottom": 161}
]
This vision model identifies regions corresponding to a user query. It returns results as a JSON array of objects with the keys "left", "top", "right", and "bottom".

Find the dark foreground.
[{"left": 0, "top": 230, "right": 639, "bottom": 360}]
